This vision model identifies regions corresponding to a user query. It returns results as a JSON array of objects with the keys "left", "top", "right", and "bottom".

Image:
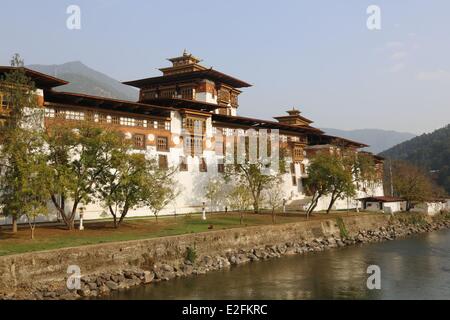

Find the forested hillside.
[{"left": 380, "top": 125, "right": 450, "bottom": 195}]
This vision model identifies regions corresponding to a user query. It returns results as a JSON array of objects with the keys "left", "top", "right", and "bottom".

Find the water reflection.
[{"left": 104, "top": 229, "right": 450, "bottom": 300}]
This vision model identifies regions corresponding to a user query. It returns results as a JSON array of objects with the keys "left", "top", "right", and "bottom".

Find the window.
[
  {"left": 85, "top": 111, "right": 95, "bottom": 122},
  {"left": 159, "top": 154, "right": 168, "bottom": 170},
  {"left": 230, "top": 93, "right": 238, "bottom": 106},
  {"left": 152, "top": 120, "right": 168, "bottom": 130},
  {"left": 184, "top": 136, "right": 203, "bottom": 155},
  {"left": 181, "top": 88, "right": 193, "bottom": 100},
  {"left": 300, "top": 163, "right": 306, "bottom": 175},
  {"left": 199, "top": 157, "right": 207, "bottom": 172},
  {"left": 161, "top": 90, "right": 176, "bottom": 98},
  {"left": 183, "top": 117, "right": 205, "bottom": 133},
  {"left": 44, "top": 108, "right": 55, "bottom": 118},
  {"left": 179, "top": 156, "right": 188, "bottom": 171},
  {"left": 111, "top": 116, "right": 120, "bottom": 125},
  {"left": 290, "top": 163, "right": 297, "bottom": 186},
  {"left": 165, "top": 121, "right": 171, "bottom": 131},
  {"left": 98, "top": 113, "right": 108, "bottom": 124},
  {"left": 290, "top": 163, "right": 296, "bottom": 174},
  {"left": 217, "top": 163, "right": 225, "bottom": 173},
  {"left": 133, "top": 134, "right": 146, "bottom": 149},
  {"left": 134, "top": 119, "right": 147, "bottom": 128},
  {"left": 0, "top": 94, "right": 10, "bottom": 110},
  {"left": 215, "top": 135, "right": 224, "bottom": 155},
  {"left": 120, "top": 117, "right": 135, "bottom": 127},
  {"left": 156, "top": 136, "right": 169, "bottom": 151},
  {"left": 65, "top": 110, "right": 85, "bottom": 121},
  {"left": 293, "top": 147, "right": 303, "bottom": 159}
]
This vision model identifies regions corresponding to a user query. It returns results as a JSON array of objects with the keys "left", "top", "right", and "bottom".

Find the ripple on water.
[{"left": 104, "top": 229, "right": 450, "bottom": 300}]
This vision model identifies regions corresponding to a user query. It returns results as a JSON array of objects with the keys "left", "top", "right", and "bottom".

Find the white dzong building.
[{"left": 0, "top": 52, "right": 384, "bottom": 224}]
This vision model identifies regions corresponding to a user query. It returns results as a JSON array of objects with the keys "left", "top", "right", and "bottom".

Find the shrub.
[
  {"left": 336, "top": 217, "right": 349, "bottom": 238},
  {"left": 186, "top": 246, "right": 197, "bottom": 263}
]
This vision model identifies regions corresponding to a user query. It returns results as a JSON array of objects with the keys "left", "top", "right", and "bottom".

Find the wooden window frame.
[
  {"left": 156, "top": 136, "right": 169, "bottom": 152},
  {"left": 133, "top": 134, "right": 146, "bottom": 149}
]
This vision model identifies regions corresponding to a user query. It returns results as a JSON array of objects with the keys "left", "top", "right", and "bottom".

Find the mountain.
[
  {"left": 321, "top": 128, "right": 416, "bottom": 154},
  {"left": 380, "top": 125, "right": 450, "bottom": 194},
  {"left": 27, "top": 61, "right": 139, "bottom": 101}
]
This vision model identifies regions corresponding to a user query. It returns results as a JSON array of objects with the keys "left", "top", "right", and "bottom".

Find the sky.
[{"left": 1, "top": 0, "right": 449, "bottom": 134}]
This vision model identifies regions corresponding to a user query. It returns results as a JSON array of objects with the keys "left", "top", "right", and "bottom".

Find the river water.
[{"left": 107, "top": 229, "right": 450, "bottom": 300}]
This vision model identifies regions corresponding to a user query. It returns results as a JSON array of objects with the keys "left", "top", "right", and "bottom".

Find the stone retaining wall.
[{"left": 0, "top": 213, "right": 448, "bottom": 299}]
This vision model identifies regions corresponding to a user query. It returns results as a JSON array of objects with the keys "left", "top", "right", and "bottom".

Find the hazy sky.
[{"left": 1, "top": 0, "right": 449, "bottom": 134}]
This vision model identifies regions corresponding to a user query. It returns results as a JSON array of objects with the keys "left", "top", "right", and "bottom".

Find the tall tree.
[
  {"left": 224, "top": 138, "right": 286, "bottom": 214},
  {"left": 325, "top": 154, "right": 356, "bottom": 214},
  {"left": 0, "top": 129, "right": 50, "bottom": 238},
  {"left": 96, "top": 137, "right": 153, "bottom": 228},
  {"left": 391, "top": 160, "right": 442, "bottom": 210},
  {"left": 263, "top": 177, "right": 285, "bottom": 223},
  {"left": 303, "top": 153, "right": 335, "bottom": 217},
  {"left": 0, "top": 54, "right": 43, "bottom": 233},
  {"left": 346, "top": 152, "right": 380, "bottom": 194},
  {"left": 204, "top": 175, "right": 229, "bottom": 213},
  {"left": 45, "top": 124, "right": 121, "bottom": 230},
  {"left": 227, "top": 184, "right": 253, "bottom": 225},
  {"left": 143, "top": 166, "right": 178, "bottom": 222}
]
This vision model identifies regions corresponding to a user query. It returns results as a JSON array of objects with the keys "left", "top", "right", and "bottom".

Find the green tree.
[
  {"left": 227, "top": 184, "right": 253, "bottom": 225},
  {"left": 224, "top": 145, "right": 285, "bottom": 214},
  {"left": 0, "top": 54, "right": 43, "bottom": 233},
  {"left": 0, "top": 54, "right": 41, "bottom": 129},
  {"left": 346, "top": 152, "right": 380, "bottom": 194},
  {"left": 45, "top": 124, "right": 122, "bottom": 230},
  {"left": 303, "top": 153, "right": 335, "bottom": 217},
  {"left": 204, "top": 175, "right": 229, "bottom": 213},
  {"left": 325, "top": 159, "right": 356, "bottom": 214},
  {"left": 97, "top": 138, "right": 152, "bottom": 228},
  {"left": 143, "top": 166, "right": 178, "bottom": 222},
  {"left": 263, "top": 177, "right": 285, "bottom": 223},
  {"left": 391, "top": 160, "right": 441, "bottom": 210},
  {"left": 0, "top": 129, "right": 50, "bottom": 238}
]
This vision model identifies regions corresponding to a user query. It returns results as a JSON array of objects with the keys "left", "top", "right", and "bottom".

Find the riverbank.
[{"left": 0, "top": 212, "right": 449, "bottom": 300}]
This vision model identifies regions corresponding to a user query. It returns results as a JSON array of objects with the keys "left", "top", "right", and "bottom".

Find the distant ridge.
[
  {"left": 380, "top": 124, "right": 450, "bottom": 194},
  {"left": 27, "top": 61, "right": 139, "bottom": 101},
  {"left": 321, "top": 128, "right": 416, "bottom": 154}
]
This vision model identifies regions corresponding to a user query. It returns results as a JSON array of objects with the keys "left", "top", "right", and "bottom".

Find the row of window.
[
  {"left": 147, "top": 88, "right": 194, "bottom": 100},
  {"left": 178, "top": 156, "right": 224, "bottom": 173},
  {"left": 132, "top": 134, "right": 170, "bottom": 151},
  {"left": 44, "top": 108, "right": 171, "bottom": 131},
  {"left": 183, "top": 117, "right": 206, "bottom": 132}
]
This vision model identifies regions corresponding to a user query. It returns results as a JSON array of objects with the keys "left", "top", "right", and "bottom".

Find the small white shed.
[
  {"left": 411, "top": 199, "right": 448, "bottom": 216},
  {"left": 358, "top": 196, "right": 406, "bottom": 214}
]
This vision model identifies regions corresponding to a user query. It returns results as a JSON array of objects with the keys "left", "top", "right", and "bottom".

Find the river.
[{"left": 105, "top": 229, "right": 450, "bottom": 300}]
